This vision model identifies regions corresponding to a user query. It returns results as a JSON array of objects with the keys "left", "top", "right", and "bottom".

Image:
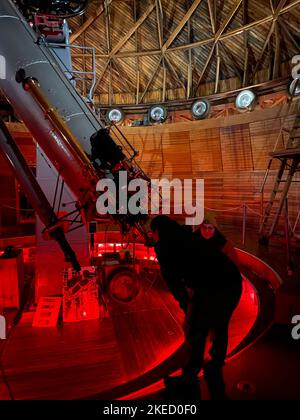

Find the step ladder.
[{"left": 259, "top": 84, "right": 300, "bottom": 241}]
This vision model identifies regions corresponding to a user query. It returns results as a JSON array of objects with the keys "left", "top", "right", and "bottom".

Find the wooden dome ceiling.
[{"left": 68, "top": 0, "right": 300, "bottom": 106}]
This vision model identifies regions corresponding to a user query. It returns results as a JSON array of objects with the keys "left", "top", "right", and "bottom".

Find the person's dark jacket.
[{"left": 154, "top": 225, "right": 242, "bottom": 312}]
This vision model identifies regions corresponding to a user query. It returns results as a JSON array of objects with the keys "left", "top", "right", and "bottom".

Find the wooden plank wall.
[
  {"left": 122, "top": 104, "right": 300, "bottom": 233},
  {"left": 3, "top": 104, "right": 300, "bottom": 235}
]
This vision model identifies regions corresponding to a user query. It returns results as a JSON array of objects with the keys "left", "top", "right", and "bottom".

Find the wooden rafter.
[
  {"left": 219, "top": 43, "right": 243, "bottom": 80},
  {"left": 68, "top": 0, "right": 300, "bottom": 105},
  {"left": 186, "top": 0, "right": 193, "bottom": 98},
  {"left": 134, "top": 0, "right": 140, "bottom": 104},
  {"left": 94, "top": 1, "right": 155, "bottom": 93},
  {"left": 207, "top": 0, "right": 216, "bottom": 34},
  {"left": 278, "top": 18, "right": 299, "bottom": 53},
  {"left": 243, "top": 0, "right": 249, "bottom": 87},
  {"left": 164, "top": 55, "right": 186, "bottom": 93},
  {"left": 139, "top": 57, "right": 163, "bottom": 103},
  {"left": 193, "top": 0, "right": 243, "bottom": 95},
  {"left": 155, "top": 0, "right": 167, "bottom": 101},
  {"left": 273, "top": 22, "right": 281, "bottom": 79},
  {"left": 71, "top": 0, "right": 300, "bottom": 60},
  {"left": 251, "top": 0, "right": 288, "bottom": 81},
  {"left": 109, "top": 2, "right": 155, "bottom": 58},
  {"left": 105, "top": 0, "right": 113, "bottom": 103},
  {"left": 207, "top": 0, "right": 221, "bottom": 94},
  {"left": 70, "top": 0, "right": 113, "bottom": 44},
  {"left": 161, "top": 0, "right": 203, "bottom": 53}
]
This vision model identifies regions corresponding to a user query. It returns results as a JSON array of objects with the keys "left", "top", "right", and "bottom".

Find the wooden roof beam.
[
  {"left": 186, "top": 0, "right": 194, "bottom": 98},
  {"left": 273, "top": 22, "right": 281, "bottom": 79},
  {"left": 70, "top": 0, "right": 113, "bottom": 44},
  {"left": 243, "top": 0, "right": 249, "bottom": 87},
  {"left": 72, "top": 0, "right": 300, "bottom": 59},
  {"left": 164, "top": 55, "right": 186, "bottom": 93},
  {"left": 155, "top": 0, "right": 167, "bottom": 101},
  {"left": 161, "top": 0, "right": 203, "bottom": 53},
  {"left": 193, "top": 0, "right": 243, "bottom": 95},
  {"left": 109, "top": 2, "right": 155, "bottom": 58},
  {"left": 251, "top": 0, "right": 288, "bottom": 80},
  {"left": 139, "top": 57, "right": 163, "bottom": 103}
]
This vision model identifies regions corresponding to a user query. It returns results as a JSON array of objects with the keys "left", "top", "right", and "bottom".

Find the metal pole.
[
  {"left": 242, "top": 203, "right": 247, "bottom": 245},
  {"left": 0, "top": 118, "right": 81, "bottom": 271},
  {"left": 284, "top": 198, "right": 294, "bottom": 275}
]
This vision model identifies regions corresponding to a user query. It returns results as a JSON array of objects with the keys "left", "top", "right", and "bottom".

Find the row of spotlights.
[
  {"left": 106, "top": 105, "right": 168, "bottom": 125},
  {"left": 106, "top": 81, "right": 300, "bottom": 124}
]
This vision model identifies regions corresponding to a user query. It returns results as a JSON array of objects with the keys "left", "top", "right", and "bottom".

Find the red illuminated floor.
[{"left": 0, "top": 274, "right": 258, "bottom": 400}]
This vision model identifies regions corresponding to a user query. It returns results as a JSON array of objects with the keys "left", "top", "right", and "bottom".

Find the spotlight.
[
  {"left": 288, "top": 78, "right": 300, "bottom": 97},
  {"left": 191, "top": 99, "right": 210, "bottom": 119},
  {"left": 106, "top": 108, "right": 124, "bottom": 125},
  {"left": 149, "top": 105, "right": 167, "bottom": 124},
  {"left": 235, "top": 89, "right": 256, "bottom": 110}
]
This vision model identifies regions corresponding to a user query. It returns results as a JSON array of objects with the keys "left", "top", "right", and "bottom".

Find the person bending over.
[{"left": 150, "top": 215, "right": 242, "bottom": 399}]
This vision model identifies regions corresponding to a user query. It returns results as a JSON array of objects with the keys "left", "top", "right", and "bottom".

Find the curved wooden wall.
[
  {"left": 121, "top": 101, "right": 300, "bottom": 232},
  {"left": 2, "top": 102, "right": 300, "bottom": 235}
]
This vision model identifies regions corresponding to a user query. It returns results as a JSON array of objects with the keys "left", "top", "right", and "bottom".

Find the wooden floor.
[{"left": 0, "top": 276, "right": 258, "bottom": 400}]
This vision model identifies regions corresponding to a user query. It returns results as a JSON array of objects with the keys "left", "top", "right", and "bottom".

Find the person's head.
[
  {"left": 200, "top": 212, "right": 217, "bottom": 240},
  {"left": 200, "top": 222, "right": 215, "bottom": 240},
  {"left": 150, "top": 215, "right": 182, "bottom": 244}
]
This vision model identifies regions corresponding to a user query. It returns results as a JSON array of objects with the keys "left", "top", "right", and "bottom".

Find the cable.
[
  {"left": 1, "top": 205, "right": 35, "bottom": 212},
  {"left": 204, "top": 205, "right": 244, "bottom": 212}
]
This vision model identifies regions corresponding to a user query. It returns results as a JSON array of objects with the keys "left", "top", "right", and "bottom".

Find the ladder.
[{"left": 259, "top": 89, "right": 300, "bottom": 241}]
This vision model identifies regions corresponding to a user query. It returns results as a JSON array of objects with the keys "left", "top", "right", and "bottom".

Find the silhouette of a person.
[{"left": 151, "top": 215, "right": 242, "bottom": 400}]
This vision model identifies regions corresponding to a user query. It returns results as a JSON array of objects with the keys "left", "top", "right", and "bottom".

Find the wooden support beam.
[
  {"left": 164, "top": 55, "right": 186, "bottom": 93},
  {"left": 72, "top": 0, "right": 300, "bottom": 60},
  {"left": 161, "top": 0, "right": 203, "bottom": 53},
  {"left": 170, "top": 0, "right": 300, "bottom": 54},
  {"left": 112, "top": 60, "right": 135, "bottom": 92},
  {"left": 267, "top": 38, "right": 274, "bottom": 80},
  {"left": 279, "top": 18, "right": 299, "bottom": 53},
  {"left": 252, "top": 0, "right": 287, "bottom": 81},
  {"left": 186, "top": 0, "right": 193, "bottom": 99},
  {"left": 70, "top": 0, "right": 113, "bottom": 44},
  {"left": 273, "top": 22, "right": 281, "bottom": 79},
  {"left": 139, "top": 57, "right": 163, "bottom": 103},
  {"left": 194, "top": 0, "right": 243, "bottom": 95},
  {"left": 219, "top": 43, "right": 243, "bottom": 80},
  {"left": 70, "top": 0, "right": 300, "bottom": 60},
  {"left": 162, "top": 63, "right": 167, "bottom": 102},
  {"left": 155, "top": 0, "right": 166, "bottom": 101},
  {"left": 208, "top": 0, "right": 221, "bottom": 94},
  {"left": 109, "top": 2, "right": 155, "bottom": 58},
  {"left": 134, "top": 0, "right": 140, "bottom": 104},
  {"left": 156, "top": 0, "right": 163, "bottom": 49},
  {"left": 215, "top": 48, "right": 221, "bottom": 94},
  {"left": 108, "top": 61, "right": 113, "bottom": 105},
  {"left": 94, "top": 1, "right": 155, "bottom": 93},
  {"left": 136, "top": 70, "right": 140, "bottom": 105},
  {"left": 243, "top": 0, "right": 249, "bottom": 87},
  {"left": 94, "top": 61, "right": 110, "bottom": 93},
  {"left": 207, "top": 0, "right": 216, "bottom": 34}
]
